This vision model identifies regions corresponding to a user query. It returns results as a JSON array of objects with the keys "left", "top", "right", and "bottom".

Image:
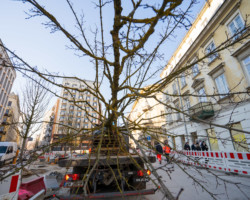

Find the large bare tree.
[{"left": 0, "top": 0, "right": 250, "bottom": 199}]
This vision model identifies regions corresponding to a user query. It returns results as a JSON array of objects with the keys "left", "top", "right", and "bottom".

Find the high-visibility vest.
[{"left": 163, "top": 146, "right": 171, "bottom": 153}]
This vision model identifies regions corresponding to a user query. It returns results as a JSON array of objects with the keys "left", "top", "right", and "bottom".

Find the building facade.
[
  {"left": 0, "top": 93, "right": 21, "bottom": 143},
  {"left": 0, "top": 39, "right": 16, "bottom": 121},
  {"left": 39, "top": 106, "right": 56, "bottom": 148},
  {"left": 52, "top": 78, "right": 101, "bottom": 151},
  {"left": 128, "top": 89, "right": 167, "bottom": 147},
  {"left": 160, "top": 0, "right": 250, "bottom": 152}
]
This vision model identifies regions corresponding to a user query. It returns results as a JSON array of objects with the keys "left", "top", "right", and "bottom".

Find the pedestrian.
[
  {"left": 201, "top": 141, "right": 208, "bottom": 151},
  {"left": 191, "top": 143, "right": 196, "bottom": 151},
  {"left": 163, "top": 141, "right": 171, "bottom": 162},
  {"left": 196, "top": 141, "right": 201, "bottom": 151},
  {"left": 155, "top": 141, "right": 163, "bottom": 164},
  {"left": 184, "top": 141, "right": 191, "bottom": 151}
]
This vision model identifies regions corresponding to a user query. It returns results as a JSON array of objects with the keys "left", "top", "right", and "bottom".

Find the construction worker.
[
  {"left": 155, "top": 141, "right": 163, "bottom": 164},
  {"left": 163, "top": 140, "right": 171, "bottom": 162}
]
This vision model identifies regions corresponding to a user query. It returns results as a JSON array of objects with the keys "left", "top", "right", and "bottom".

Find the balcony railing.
[
  {"left": 188, "top": 102, "right": 214, "bottom": 120},
  {"left": 0, "top": 129, "right": 6, "bottom": 135}
]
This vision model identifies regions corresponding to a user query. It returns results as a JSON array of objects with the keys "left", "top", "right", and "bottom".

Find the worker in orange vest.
[{"left": 163, "top": 141, "right": 171, "bottom": 162}]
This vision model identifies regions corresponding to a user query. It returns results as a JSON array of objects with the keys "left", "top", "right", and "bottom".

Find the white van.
[{"left": 0, "top": 142, "right": 17, "bottom": 166}]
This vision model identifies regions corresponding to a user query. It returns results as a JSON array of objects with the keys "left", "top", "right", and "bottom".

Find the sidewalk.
[{"left": 146, "top": 160, "right": 250, "bottom": 200}]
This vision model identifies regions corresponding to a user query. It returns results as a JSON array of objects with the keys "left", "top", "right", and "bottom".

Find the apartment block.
[
  {"left": 0, "top": 93, "right": 21, "bottom": 143},
  {"left": 0, "top": 39, "right": 16, "bottom": 120},
  {"left": 160, "top": 0, "right": 250, "bottom": 152},
  {"left": 52, "top": 78, "right": 101, "bottom": 151}
]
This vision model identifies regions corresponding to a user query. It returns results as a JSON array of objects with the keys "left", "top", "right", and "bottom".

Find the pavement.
[{"left": 145, "top": 159, "right": 250, "bottom": 200}]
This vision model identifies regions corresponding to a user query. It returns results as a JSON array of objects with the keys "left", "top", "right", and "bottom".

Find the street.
[{"left": 15, "top": 158, "right": 250, "bottom": 200}]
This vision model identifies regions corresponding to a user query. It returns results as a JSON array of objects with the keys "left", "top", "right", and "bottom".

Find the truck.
[{"left": 58, "top": 127, "right": 156, "bottom": 199}]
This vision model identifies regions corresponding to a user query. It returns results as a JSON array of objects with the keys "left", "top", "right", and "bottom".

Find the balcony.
[
  {"left": 0, "top": 129, "right": 6, "bottom": 135},
  {"left": 4, "top": 111, "right": 12, "bottom": 117},
  {"left": 188, "top": 102, "right": 214, "bottom": 120}
]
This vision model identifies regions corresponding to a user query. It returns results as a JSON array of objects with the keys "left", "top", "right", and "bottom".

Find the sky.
[{"left": 0, "top": 0, "right": 205, "bottom": 115}]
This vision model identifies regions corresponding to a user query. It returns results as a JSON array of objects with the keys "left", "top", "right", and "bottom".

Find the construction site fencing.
[{"left": 170, "top": 150, "right": 250, "bottom": 176}]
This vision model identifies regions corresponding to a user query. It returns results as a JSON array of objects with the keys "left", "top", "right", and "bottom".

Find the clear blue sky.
[{"left": 0, "top": 0, "right": 205, "bottom": 113}]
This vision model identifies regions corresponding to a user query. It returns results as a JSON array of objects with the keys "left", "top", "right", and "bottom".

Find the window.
[
  {"left": 197, "top": 87, "right": 207, "bottom": 102},
  {"left": 93, "top": 97, "right": 97, "bottom": 101},
  {"left": 228, "top": 14, "right": 244, "bottom": 38},
  {"left": 84, "top": 124, "right": 88, "bottom": 129},
  {"left": 77, "top": 112, "right": 81, "bottom": 117},
  {"left": 93, "top": 102, "right": 97, "bottom": 106},
  {"left": 92, "top": 113, "right": 97, "bottom": 117},
  {"left": 172, "top": 83, "right": 177, "bottom": 95},
  {"left": 69, "top": 105, "right": 74, "bottom": 110},
  {"left": 192, "top": 64, "right": 199, "bottom": 77},
  {"left": 60, "top": 111, "right": 66, "bottom": 115},
  {"left": 61, "top": 104, "right": 66, "bottom": 109},
  {"left": 166, "top": 108, "right": 173, "bottom": 124},
  {"left": 78, "top": 106, "right": 83, "bottom": 110},
  {"left": 76, "top": 123, "right": 81, "bottom": 128},
  {"left": 69, "top": 111, "right": 74, "bottom": 116},
  {"left": 86, "top": 96, "right": 90, "bottom": 100},
  {"left": 165, "top": 91, "right": 171, "bottom": 102},
  {"left": 72, "top": 84, "right": 77, "bottom": 87},
  {"left": 59, "top": 116, "right": 64, "bottom": 121},
  {"left": 180, "top": 73, "right": 186, "bottom": 87},
  {"left": 214, "top": 73, "right": 229, "bottom": 98},
  {"left": 205, "top": 41, "right": 218, "bottom": 62},
  {"left": 65, "top": 83, "right": 70, "bottom": 86},
  {"left": 174, "top": 101, "right": 181, "bottom": 121},
  {"left": 242, "top": 56, "right": 250, "bottom": 81},
  {"left": 183, "top": 98, "right": 190, "bottom": 112},
  {"left": 84, "top": 118, "right": 88, "bottom": 122},
  {"left": 76, "top": 118, "right": 80, "bottom": 122},
  {"left": 5, "top": 109, "right": 9, "bottom": 115},
  {"left": 68, "top": 122, "right": 72, "bottom": 126},
  {"left": 7, "top": 101, "right": 12, "bottom": 107}
]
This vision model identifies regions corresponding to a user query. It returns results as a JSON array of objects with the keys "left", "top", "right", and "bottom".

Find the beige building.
[
  {"left": 0, "top": 39, "right": 16, "bottom": 121},
  {"left": 128, "top": 89, "right": 166, "bottom": 147},
  {"left": 53, "top": 78, "right": 101, "bottom": 151},
  {"left": 0, "top": 93, "right": 21, "bottom": 144},
  {"left": 160, "top": 0, "right": 250, "bottom": 152}
]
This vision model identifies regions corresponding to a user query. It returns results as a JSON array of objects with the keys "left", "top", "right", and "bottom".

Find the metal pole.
[{"left": 176, "top": 78, "right": 189, "bottom": 142}]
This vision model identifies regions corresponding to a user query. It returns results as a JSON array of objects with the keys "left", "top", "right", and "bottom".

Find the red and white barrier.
[
  {"left": 18, "top": 177, "right": 46, "bottom": 200},
  {"left": 0, "top": 170, "right": 21, "bottom": 200},
  {"left": 171, "top": 151, "right": 250, "bottom": 176}
]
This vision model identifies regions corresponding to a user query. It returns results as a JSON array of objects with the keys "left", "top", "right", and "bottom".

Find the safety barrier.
[
  {"left": 18, "top": 177, "right": 46, "bottom": 200},
  {"left": 0, "top": 170, "right": 21, "bottom": 200},
  {"left": 171, "top": 151, "right": 250, "bottom": 176}
]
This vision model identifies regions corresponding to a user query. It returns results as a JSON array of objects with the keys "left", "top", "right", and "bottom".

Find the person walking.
[
  {"left": 163, "top": 141, "right": 171, "bottom": 162},
  {"left": 184, "top": 142, "right": 191, "bottom": 151},
  {"left": 201, "top": 141, "right": 208, "bottom": 151},
  {"left": 155, "top": 141, "right": 163, "bottom": 164}
]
